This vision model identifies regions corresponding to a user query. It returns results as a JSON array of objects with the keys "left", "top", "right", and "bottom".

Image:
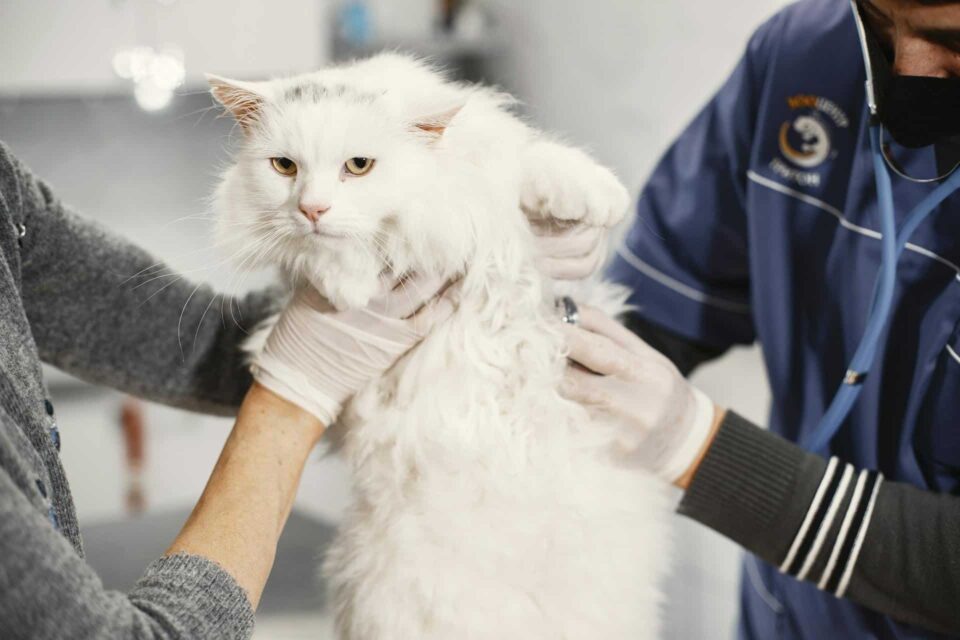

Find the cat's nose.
[{"left": 298, "top": 202, "right": 331, "bottom": 223}]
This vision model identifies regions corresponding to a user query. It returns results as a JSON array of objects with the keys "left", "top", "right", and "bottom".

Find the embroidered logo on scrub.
[{"left": 771, "top": 94, "right": 849, "bottom": 188}]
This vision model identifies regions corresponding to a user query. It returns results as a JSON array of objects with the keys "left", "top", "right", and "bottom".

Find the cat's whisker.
[
  {"left": 136, "top": 275, "right": 183, "bottom": 308},
  {"left": 228, "top": 290, "right": 246, "bottom": 333},
  {"left": 177, "top": 282, "right": 206, "bottom": 360},
  {"left": 119, "top": 233, "right": 256, "bottom": 286},
  {"left": 131, "top": 270, "right": 182, "bottom": 290},
  {"left": 130, "top": 246, "right": 246, "bottom": 290},
  {"left": 172, "top": 231, "right": 282, "bottom": 355},
  {"left": 217, "top": 270, "right": 241, "bottom": 333},
  {"left": 231, "top": 228, "right": 284, "bottom": 275},
  {"left": 219, "top": 281, "right": 250, "bottom": 334},
  {"left": 118, "top": 258, "right": 185, "bottom": 285},
  {"left": 167, "top": 102, "right": 222, "bottom": 127},
  {"left": 192, "top": 291, "right": 223, "bottom": 350},
  {"left": 363, "top": 232, "right": 395, "bottom": 271},
  {"left": 346, "top": 231, "right": 383, "bottom": 274},
  {"left": 218, "top": 230, "right": 285, "bottom": 305},
  {"left": 362, "top": 233, "right": 424, "bottom": 312},
  {"left": 164, "top": 213, "right": 217, "bottom": 226},
  {"left": 215, "top": 229, "right": 288, "bottom": 334}
]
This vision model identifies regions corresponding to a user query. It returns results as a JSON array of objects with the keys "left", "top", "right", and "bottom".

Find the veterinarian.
[{"left": 562, "top": 0, "right": 960, "bottom": 637}]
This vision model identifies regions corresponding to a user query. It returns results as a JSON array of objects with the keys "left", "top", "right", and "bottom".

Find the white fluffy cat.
[{"left": 210, "top": 54, "right": 671, "bottom": 640}]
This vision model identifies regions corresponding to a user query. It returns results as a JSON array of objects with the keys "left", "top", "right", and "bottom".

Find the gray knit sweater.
[{"left": 0, "top": 141, "right": 280, "bottom": 639}]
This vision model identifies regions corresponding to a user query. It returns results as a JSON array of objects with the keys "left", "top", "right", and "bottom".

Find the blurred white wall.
[
  {"left": 0, "top": 0, "right": 330, "bottom": 96},
  {"left": 486, "top": 0, "right": 792, "bottom": 191}
]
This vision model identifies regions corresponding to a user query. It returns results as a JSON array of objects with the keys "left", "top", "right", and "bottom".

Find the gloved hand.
[
  {"left": 252, "top": 274, "right": 456, "bottom": 425},
  {"left": 559, "top": 303, "right": 718, "bottom": 483},
  {"left": 530, "top": 221, "right": 610, "bottom": 280}
]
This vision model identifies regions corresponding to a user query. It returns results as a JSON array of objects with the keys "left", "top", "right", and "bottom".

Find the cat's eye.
[
  {"left": 271, "top": 157, "right": 298, "bottom": 176},
  {"left": 344, "top": 157, "right": 375, "bottom": 176}
]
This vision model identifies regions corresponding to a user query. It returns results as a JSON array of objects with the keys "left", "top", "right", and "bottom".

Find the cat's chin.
[{"left": 307, "top": 270, "right": 383, "bottom": 311}]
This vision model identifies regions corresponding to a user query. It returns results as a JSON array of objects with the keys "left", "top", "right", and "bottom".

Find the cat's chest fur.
[
  {"left": 324, "top": 277, "right": 671, "bottom": 640},
  {"left": 340, "top": 263, "right": 574, "bottom": 459}
]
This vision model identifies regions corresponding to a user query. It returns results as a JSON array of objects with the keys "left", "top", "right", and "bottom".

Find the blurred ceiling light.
[{"left": 113, "top": 46, "right": 185, "bottom": 112}]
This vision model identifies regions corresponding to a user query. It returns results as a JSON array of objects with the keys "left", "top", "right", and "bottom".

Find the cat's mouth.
[{"left": 306, "top": 226, "right": 349, "bottom": 240}]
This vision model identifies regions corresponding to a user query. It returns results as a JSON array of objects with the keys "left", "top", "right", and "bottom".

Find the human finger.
[
  {"left": 559, "top": 365, "right": 610, "bottom": 407},
  {"left": 408, "top": 279, "right": 461, "bottom": 334},
  {"left": 533, "top": 224, "right": 603, "bottom": 258},
  {"left": 576, "top": 304, "right": 658, "bottom": 358},
  {"left": 538, "top": 237, "right": 607, "bottom": 280},
  {"left": 370, "top": 272, "right": 448, "bottom": 319},
  {"left": 559, "top": 322, "right": 629, "bottom": 376}
]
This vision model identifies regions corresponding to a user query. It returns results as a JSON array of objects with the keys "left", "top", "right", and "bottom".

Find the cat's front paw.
[{"left": 520, "top": 141, "right": 630, "bottom": 228}]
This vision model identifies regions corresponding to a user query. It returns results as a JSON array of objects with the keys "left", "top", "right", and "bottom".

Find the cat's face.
[{"left": 211, "top": 60, "right": 477, "bottom": 309}]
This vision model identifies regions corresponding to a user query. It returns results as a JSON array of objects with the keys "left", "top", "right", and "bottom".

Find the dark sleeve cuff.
[{"left": 677, "top": 411, "right": 827, "bottom": 564}]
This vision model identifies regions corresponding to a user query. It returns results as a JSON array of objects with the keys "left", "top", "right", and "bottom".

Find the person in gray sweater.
[{"left": 0, "top": 140, "right": 460, "bottom": 639}]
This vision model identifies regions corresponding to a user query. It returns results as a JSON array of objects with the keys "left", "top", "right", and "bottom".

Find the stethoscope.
[{"left": 803, "top": 2, "right": 960, "bottom": 452}]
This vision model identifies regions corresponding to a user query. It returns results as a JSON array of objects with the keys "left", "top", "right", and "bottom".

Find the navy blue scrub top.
[{"left": 607, "top": 0, "right": 960, "bottom": 637}]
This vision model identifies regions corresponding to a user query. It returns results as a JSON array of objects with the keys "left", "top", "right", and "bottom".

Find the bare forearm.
[{"left": 166, "top": 383, "right": 324, "bottom": 608}]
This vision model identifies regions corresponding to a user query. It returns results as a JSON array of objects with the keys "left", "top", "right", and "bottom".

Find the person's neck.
[{"left": 936, "top": 135, "right": 960, "bottom": 176}]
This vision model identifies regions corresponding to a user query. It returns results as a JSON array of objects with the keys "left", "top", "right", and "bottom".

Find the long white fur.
[{"left": 211, "top": 53, "right": 670, "bottom": 640}]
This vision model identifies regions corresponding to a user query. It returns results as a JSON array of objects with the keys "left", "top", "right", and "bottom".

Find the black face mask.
[{"left": 859, "top": 12, "right": 960, "bottom": 149}]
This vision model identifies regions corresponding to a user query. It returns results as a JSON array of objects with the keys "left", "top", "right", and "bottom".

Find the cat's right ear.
[
  {"left": 412, "top": 104, "right": 464, "bottom": 140},
  {"left": 207, "top": 74, "right": 268, "bottom": 133}
]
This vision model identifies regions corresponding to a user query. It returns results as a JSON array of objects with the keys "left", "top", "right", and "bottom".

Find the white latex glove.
[
  {"left": 252, "top": 274, "right": 457, "bottom": 425},
  {"left": 559, "top": 304, "right": 717, "bottom": 483},
  {"left": 530, "top": 221, "right": 609, "bottom": 280}
]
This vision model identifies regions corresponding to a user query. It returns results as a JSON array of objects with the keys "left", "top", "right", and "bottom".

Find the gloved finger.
[
  {"left": 370, "top": 272, "right": 448, "bottom": 319},
  {"left": 576, "top": 304, "right": 660, "bottom": 359},
  {"left": 560, "top": 322, "right": 629, "bottom": 376},
  {"left": 533, "top": 224, "right": 603, "bottom": 259},
  {"left": 538, "top": 237, "right": 607, "bottom": 280},
  {"left": 408, "top": 279, "right": 461, "bottom": 334},
  {"left": 560, "top": 365, "right": 610, "bottom": 407},
  {"left": 293, "top": 284, "right": 336, "bottom": 313}
]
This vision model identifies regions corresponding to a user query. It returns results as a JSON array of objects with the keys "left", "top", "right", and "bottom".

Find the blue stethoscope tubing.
[{"left": 804, "top": 123, "right": 960, "bottom": 452}]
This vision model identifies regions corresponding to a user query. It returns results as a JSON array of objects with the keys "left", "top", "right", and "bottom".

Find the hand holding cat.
[
  {"left": 520, "top": 139, "right": 630, "bottom": 280},
  {"left": 252, "top": 275, "right": 457, "bottom": 426},
  {"left": 531, "top": 222, "right": 610, "bottom": 280},
  {"left": 559, "top": 305, "right": 720, "bottom": 483}
]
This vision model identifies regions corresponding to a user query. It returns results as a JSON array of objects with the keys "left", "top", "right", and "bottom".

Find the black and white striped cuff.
[{"left": 779, "top": 456, "right": 883, "bottom": 597}]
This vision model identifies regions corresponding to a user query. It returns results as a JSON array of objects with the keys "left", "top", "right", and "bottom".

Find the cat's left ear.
[
  {"left": 412, "top": 104, "right": 464, "bottom": 139},
  {"left": 207, "top": 74, "right": 270, "bottom": 133}
]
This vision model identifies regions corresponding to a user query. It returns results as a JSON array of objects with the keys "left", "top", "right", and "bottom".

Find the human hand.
[
  {"left": 251, "top": 274, "right": 457, "bottom": 425},
  {"left": 558, "top": 302, "right": 720, "bottom": 483},
  {"left": 530, "top": 221, "right": 611, "bottom": 280},
  {"left": 520, "top": 139, "right": 629, "bottom": 280}
]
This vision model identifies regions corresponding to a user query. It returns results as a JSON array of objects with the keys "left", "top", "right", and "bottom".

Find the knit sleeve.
[
  {"left": 678, "top": 411, "right": 960, "bottom": 635},
  {"left": 0, "top": 461, "right": 254, "bottom": 639},
  {"left": 2, "top": 141, "right": 282, "bottom": 416}
]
